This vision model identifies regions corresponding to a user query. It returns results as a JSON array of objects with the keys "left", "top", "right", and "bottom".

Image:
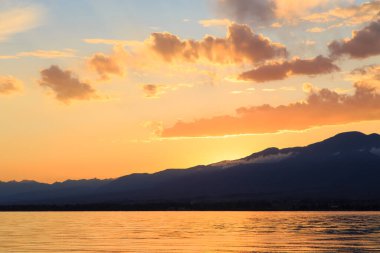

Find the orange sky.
[{"left": 1, "top": 0, "right": 380, "bottom": 183}]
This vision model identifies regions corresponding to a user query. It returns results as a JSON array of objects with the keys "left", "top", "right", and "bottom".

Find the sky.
[{"left": 1, "top": 0, "right": 380, "bottom": 183}]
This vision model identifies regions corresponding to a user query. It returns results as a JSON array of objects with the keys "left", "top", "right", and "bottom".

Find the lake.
[{"left": 0, "top": 211, "right": 379, "bottom": 252}]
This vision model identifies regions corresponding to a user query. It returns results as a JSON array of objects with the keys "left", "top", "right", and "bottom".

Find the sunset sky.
[{"left": 1, "top": 0, "right": 380, "bottom": 183}]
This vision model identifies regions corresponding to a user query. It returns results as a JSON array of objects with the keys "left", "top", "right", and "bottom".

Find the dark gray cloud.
[
  {"left": 239, "top": 55, "right": 339, "bottom": 82},
  {"left": 216, "top": 0, "right": 276, "bottom": 24},
  {"left": 329, "top": 19, "right": 380, "bottom": 59}
]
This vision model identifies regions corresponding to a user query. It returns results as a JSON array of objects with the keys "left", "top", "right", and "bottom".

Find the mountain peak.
[
  {"left": 244, "top": 147, "right": 280, "bottom": 160},
  {"left": 321, "top": 131, "right": 378, "bottom": 144},
  {"left": 304, "top": 131, "right": 380, "bottom": 156},
  {"left": 330, "top": 131, "right": 367, "bottom": 139}
]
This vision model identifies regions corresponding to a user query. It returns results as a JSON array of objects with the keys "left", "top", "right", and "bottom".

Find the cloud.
[
  {"left": 302, "top": 40, "right": 316, "bottom": 46},
  {"left": 199, "top": 19, "right": 232, "bottom": 27},
  {"left": 274, "top": 0, "right": 331, "bottom": 21},
  {"left": 216, "top": 0, "right": 332, "bottom": 24},
  {"left": 306, "top": 27, "right": 326, "bottom": 33},
  {"left": 0, "top": 55, "right": 18, "bottom": 60},
  {"left": 83, "top": 38, "right": 143, "bottom": 47},
  {"left": 39, "top": 65, "right": 98, "bottom": 104},
  {"left": 83, "top": 24, "right": 287, "bottom": 82},
  {"left": 229, "top": 86, "right": 296, "bottom": 94},
  {"left": 302, "top": 82, "right": 317, "bottom": 93},
  {"left": 329, "top": 19, "right": 380, "bottom": 59},
  {"left": 148, "top": 23, "right": 287, "bottom": 64},
  {"left": 217, "top": 0, "right": 378, "bottom": 27},
  {"left": 303, "top": 12, "right": 333, "bottom": 23},
  {"left": 0, "top": 76, "right": 23, "bottom": 95},
  {"left": 84, "top": 38, "right": 128, "bottom": 45},
  {"left": 87, "top": 46, "right": 127, "bottom": 80},
  {"left": 0, "top": 49, "right": 76, "bottom": 60},
  {"left": 160, "top": 84, "right": 380, "bottom": 137},
  {"left": 0, "top": 6, "right": 42, "bottom": 42},
  {"left": 216, "top": 0, "right": 276, "bottom": 24},
  {"left": 304, "top": 1, "right": 380, "bottom": 25},
  {"left": 239, "top": 55, "right": 339, "bottom": 82},
  {"left": 371, "top": 147, "right": 380, "bottom": 156},
  {"left": 271, "top": 22, "right": 282, "bottom": 28},
  {"left": 350, "top": 64, "right": 380, "bottom": 90},
  {"left": 143, "top": 121, "right": 164, "bottom": 137},
  {"left": 18, "top": 49, "right": 75, "bottom": 58},
  {"left": 141, "top": 83, "right": 193, "bottom": 98},
  {"left": 331, "top": 22, "right": 380, "bottom": 59},
  {"left": 142, "top": 84, "right": 167, "bottom": 98}
]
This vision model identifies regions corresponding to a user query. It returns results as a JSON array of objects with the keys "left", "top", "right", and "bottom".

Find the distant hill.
[
  {"left": 1, "top": 131, "right": 380, "bottom": 210},
  {"left": 0, "top": 179, "right": 112, "bottom": 205}
]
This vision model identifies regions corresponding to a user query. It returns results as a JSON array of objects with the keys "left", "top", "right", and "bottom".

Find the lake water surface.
[{"left": 0, "top": 211, "right": 379, "bottom": 252}]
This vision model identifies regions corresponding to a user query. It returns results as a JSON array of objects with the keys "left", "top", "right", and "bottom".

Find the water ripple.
[{"left": 0, "top": 211, "right": 379, "bottom": 252}]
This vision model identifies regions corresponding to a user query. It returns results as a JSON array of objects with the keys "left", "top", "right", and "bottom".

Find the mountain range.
[{"left": 1, "top": 131, "right": 380, "bottom": 210}]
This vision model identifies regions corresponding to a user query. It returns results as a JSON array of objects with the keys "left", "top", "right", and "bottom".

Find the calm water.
[{"left": 0, "top": 211, "right": 379, "bottom": 252}]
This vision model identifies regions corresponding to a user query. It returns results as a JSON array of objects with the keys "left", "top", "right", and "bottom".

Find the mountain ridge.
[{"left": 1, "top": 131, "right": 380, "bottom": 210}]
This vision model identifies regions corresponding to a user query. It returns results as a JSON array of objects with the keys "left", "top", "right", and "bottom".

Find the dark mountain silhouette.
[
  {"left": 0, "top": 179, "right": 112, "bottom": 204},
  {"left": 1, "top": 131, "right": 380, "bottom": 210}
]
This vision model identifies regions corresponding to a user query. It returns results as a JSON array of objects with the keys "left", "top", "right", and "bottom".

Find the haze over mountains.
[{"left": 1, "top": 131, "right": 380, "bottom": 209}]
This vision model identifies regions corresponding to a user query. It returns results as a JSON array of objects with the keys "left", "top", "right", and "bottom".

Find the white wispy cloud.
[{"left": 0, "top": 6, "right": 43, "bottom": 42}]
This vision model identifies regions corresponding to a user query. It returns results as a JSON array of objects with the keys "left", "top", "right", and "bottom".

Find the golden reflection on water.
[{"left": 0, "top": 211, "right": 379, "bottom": 252}]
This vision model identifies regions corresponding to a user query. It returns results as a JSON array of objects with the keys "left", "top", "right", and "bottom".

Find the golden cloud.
[
  {"left": 0, "top": 76, "right": 23, "bottom": 95},
  {"left": 161, "top": 84, "right": 380, "bottom": 137},
  {"left": 304, "top": 1, "right": 380, "bottom": 25},
  {"left": 274, "top": 0, "right": 330, "bottom": 21},
  {"left": 0, "top": 55, "right": 18, "bottom": 59},
  {"left": 142, "top": 84, "right": 167, "bottom": 98},
  {"left": 350, "top": 65, "right": 380, "bottom": 90},
  {"left": 141, "top": 83, "right": 193, "bottom": 98},
  {"left": 83, "top": 38, "right": 143, "bottom": 47},
  {"left": 18, "top": 49, "right": 75, "bottom": 58},
  {"left": 0, "top": 49, "right": 76, "bottom": 60},
  {"left": 306, "top": 27, "right": 326, "bottom": 33},
  {"left": 198, "top": 19, "right": 232, "bottom": 27}
]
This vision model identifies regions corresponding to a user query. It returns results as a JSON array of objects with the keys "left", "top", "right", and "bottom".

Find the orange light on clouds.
[{"left": 0, "top": 1, "right": 380, "bottom": 182}]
